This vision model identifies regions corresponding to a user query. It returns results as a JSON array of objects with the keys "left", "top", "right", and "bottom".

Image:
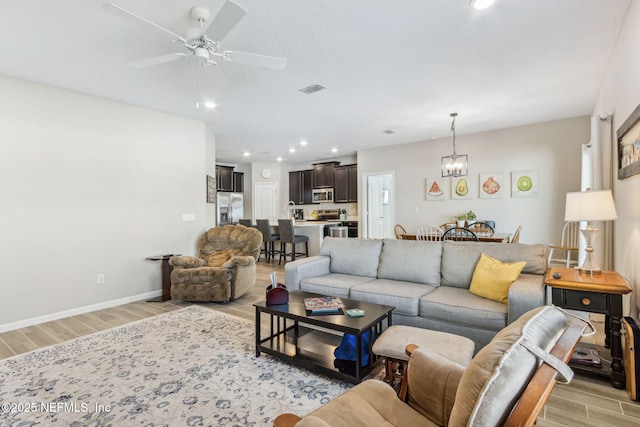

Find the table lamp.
[{"left": 564, "top": 190, "right": 617, "bottom": 274}]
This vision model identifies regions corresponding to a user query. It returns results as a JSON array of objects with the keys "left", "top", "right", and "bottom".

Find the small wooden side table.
[
  {"left": 545, "top": 267, "right": 632, "bottom": 389},
  {"left": 146, "top": 254, "right": 180, "bottom": 302}
]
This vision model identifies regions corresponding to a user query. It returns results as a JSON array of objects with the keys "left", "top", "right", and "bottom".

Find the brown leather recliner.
[
  {"left": 169, "top": 224, "right": 262, "bottom": 302},
  {"left": 275, "top": 306, "right": 587, "bottom": 427}
]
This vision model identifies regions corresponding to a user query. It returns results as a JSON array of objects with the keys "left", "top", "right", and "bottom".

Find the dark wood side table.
[
  {"left": 146, "top": 254, "right": 180, "bottom": 302},
  {"left": 545, "top": 267, "right": 632, "bottom": 389}
]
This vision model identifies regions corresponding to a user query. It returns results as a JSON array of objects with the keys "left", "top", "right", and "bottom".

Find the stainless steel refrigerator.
[{"left": 216, "top": 192, "right": 244, "bottom": 225}]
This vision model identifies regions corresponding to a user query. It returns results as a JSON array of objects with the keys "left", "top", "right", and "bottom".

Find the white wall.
[
  {"left": 0, "top": 75, "right": 211, "bottom": 328},
  {"left": 358, "top": 116, "right": 590, "bottom": 244},
  {"left": 592, "top": 0, "right": 640, "bottom": 316}
]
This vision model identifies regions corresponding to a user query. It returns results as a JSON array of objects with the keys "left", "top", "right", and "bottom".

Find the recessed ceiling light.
[
  {"left": 299, "top": 84, "right": 326, "bottom": 94},
  {"left": 195, "top": 100, "right": 216, "bottom": 109},
  {"left": 470, "top": 0, "right": 495, "bottom": 10},
  {"left": 243, "top": 151, "right": 250, "bottom": 157},
  {"left": 289, "top": 148, "right": 296, "bottom": 153},
  {"left": 331, "top": 148, "right": 338, "bottom": 153},
  {"left": 300, "top": 140, "right": 307, "bottom": 146},
  {"left": 277, "top": 157, "right": 283, "bottom": 162}
]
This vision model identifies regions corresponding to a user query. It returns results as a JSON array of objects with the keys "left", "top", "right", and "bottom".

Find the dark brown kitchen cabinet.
[
  {"left": 233, "top": 172, "right": 244, "bottom": 193},
  {"left": 289, "top": 170, "right": 313, "bottom": 205},
  {"left": 216, "top": 165, "right": 234, "bottom": 192},
  {"left": 312, "top": 161, "right": 340, "bottom": 188},
  {"left": 334, "top": 164, "right": 358, "bottom": 203}
]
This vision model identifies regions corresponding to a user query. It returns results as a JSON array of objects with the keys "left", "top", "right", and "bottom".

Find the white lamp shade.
[{"left": 564, "top": 190, "right": 617, "bottom": 222}]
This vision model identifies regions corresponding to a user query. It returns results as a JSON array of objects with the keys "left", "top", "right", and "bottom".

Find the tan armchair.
[
  {"left": 274, "top": 306, "right": 587, "bottom": 427},
  {"left": 169, "top": 224, "right": 262, "bottom": 302}
]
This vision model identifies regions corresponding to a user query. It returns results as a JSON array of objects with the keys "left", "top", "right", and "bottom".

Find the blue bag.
[{"left": 334, "top": 330, "right": 374, "bottom": 366}]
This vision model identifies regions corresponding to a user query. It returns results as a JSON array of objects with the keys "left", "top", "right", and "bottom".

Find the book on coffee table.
[{"left": 304, "top": 296, "right": 345, "bottom": 315}]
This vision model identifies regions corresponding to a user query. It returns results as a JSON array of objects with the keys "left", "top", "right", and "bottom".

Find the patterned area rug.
[{"left": 0, "top": 306, "right": 353, "bottom": 426}]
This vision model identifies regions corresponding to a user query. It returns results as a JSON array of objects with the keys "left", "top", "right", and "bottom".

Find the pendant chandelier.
[{"left": 441, "top": 112, "right": 468, "bottom": 177}]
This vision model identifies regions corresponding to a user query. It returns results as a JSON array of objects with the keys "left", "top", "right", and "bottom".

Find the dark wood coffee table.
[{"left": 254, "top": 291, "right": 394, "bottom": 384}]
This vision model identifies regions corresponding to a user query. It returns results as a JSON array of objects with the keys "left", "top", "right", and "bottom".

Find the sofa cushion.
[
  {"left": 449, "top": 306, "right": 568, "bottom": 426},
  {"left": 419, "top": 287, "right": 507, "bottom": 332},
  {"left": 351, "top": 279, "right": 436, "bottom": 316},
  {"left": 377, "top": 239, "right": 442, "bottom": 286},
  {"left": 440, "top": 241, "right": 546, "bottom": 288},
  {"left": 320, "top": 237, "right": 383, "bottom": 277},
  {"left": 469, "top": 253, "right": 526, "bottom": 303},
  {"left": 300, "top": 273, "right": 376, "bottom": 299}
]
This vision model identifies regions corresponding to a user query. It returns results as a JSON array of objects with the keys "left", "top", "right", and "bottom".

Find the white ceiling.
[{"left": 0, "top": 0, "right": 631, "bottom": 164}]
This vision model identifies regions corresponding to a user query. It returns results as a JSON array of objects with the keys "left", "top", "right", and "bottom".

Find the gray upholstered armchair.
[{"left": 169, "top": 224, "right": 262, "bottom": 302}]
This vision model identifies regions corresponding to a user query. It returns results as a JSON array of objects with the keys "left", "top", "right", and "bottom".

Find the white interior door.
[
  {"left": 254, "top": 182, "right": 278, "bottom": 223},
  {"left": 364, "top": 172, "right": 394, "bottom": 238},
  {"left": 368, "top": 177, "right": 384, "bottom": 238}
]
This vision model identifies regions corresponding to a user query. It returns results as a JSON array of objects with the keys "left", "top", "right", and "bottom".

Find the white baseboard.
[{"left": 0, "top": 290, "right": 163, "bottom": 333}]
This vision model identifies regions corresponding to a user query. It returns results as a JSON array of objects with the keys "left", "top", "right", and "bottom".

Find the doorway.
[
  {"left": 254, "top": 182, "right": 278, "bottom": 223},
  {"left": 363, "top": 172, "right": 394, "bottom": 238}
]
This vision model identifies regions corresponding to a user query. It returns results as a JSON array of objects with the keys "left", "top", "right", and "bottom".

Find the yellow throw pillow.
[{"left": 469, "top": 253, "right": 526, "bottom": 303}]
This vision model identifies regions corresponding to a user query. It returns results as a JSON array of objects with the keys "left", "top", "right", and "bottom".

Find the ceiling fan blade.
[
  {"left": 224, "top": 51, "right": 287, "bottom": 70},
  {"left": 129, "top": 53, "right": 188, "bottom": 68},
  {"left": 102, "top": 3, "right": 186, "bottom": 43},
  {"left": 205, "top": 0, "right": 247, "bottom": 41}
]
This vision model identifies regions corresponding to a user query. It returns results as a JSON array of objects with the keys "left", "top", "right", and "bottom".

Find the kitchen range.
[{"left": 303, "top": 209, "right": 358, "bottom": 238}]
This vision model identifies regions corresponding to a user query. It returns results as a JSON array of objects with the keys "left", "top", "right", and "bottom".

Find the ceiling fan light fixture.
[{"left": 470, "top": 0, "right": 495, "bottom": 10}]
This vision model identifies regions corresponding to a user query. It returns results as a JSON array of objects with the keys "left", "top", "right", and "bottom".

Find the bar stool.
[
  {"left": 278, "top": 219, "right": 309, "bottom": 265},
  {"left": 256, "top": 219, "right": 279, "bottom": 262},
  {"left": 239, "top": 219, "right": 253, "bottom": 227}
]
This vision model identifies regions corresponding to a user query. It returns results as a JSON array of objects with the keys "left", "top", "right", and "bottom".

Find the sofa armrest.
[
  {"left": 284, "top": 256, "right": 331, "bottom": 291},
  {"left": 168, "top": 255, "right": 206, "bottom": 269},
  {"left": 507, "top": 273, "right": 546, "bottom": 324},
  {"left": 406, "top": 346, "right": 465, "bottom": 426}
]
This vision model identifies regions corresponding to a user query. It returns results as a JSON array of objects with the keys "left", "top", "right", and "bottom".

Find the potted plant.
[
  {"left": 455, "top": 214, "right": 466, "bottom": 227},
  {"left": 465, "top": 210, "right": 476, "bottom": 225}
]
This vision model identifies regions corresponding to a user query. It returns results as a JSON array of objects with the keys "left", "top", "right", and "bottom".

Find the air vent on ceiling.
[
  {"left": 382, "top": 129, "right": 395, "bottom": 134},
  {"left": 299, "top": 84, "right": 326, "bottom": 94}
]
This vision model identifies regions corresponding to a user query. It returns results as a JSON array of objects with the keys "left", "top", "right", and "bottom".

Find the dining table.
[{"left": 401, "top": 232, "right": 512, "bottom": 243}]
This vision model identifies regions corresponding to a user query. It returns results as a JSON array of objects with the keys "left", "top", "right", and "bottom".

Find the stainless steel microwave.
[{"left": 312, "top": 188, "right": 334, "bottom": 203}]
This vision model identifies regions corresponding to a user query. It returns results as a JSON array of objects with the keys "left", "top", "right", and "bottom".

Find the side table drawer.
[{"left": 563, "top": 290, "right": 608, "bottom": 313}]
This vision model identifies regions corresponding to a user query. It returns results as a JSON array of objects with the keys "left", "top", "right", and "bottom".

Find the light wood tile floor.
[{"left": 1, "top": 260, "right": 639, "bottom": 426}]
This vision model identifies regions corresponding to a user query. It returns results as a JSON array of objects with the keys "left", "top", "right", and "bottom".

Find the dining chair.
[
  {"left": 416, "top": 225, "right": 443, "bottom": 241},
  {"left": 256, "top": 219, "right": 279, "bottom": 262},
  {"left": 238, "top": 219, "right": 253, "bottom": 227},
  {"left": 548, "top": 222, "right": 580, "bottom": 267},
  {"left": 278, "top": 219, "right": 309, "bottom": 264},
  {"left": 442, "top": 227, "right": 479, "bottom": 241},
  {"left": 467, "top": 221, "right": 495, "bottom": 236},
  {"left": 510, "top": 225, "right": 523, "bottom": 244},
  {"left": 394, "top": 224, "right": 407, "bottom": 239}
]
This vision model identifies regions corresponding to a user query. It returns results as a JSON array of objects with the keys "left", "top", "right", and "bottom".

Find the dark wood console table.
[{"left": 146, "top": 254, "right": 180, "bottom": 302}]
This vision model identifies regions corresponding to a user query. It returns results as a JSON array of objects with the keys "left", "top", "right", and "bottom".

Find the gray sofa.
[{"left": 284, "top": 237, "right": 548, "bottom": 350}]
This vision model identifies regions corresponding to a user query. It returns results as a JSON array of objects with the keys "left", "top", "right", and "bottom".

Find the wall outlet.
[
  {"left": 181, "top": 213, "right": 195, "bottom": 222},
  {"left": 97, "top": 274, "right": 105, "bottom": 284}
]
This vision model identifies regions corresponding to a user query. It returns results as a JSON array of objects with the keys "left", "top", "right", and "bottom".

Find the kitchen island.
[
  {"left": 292, "top": 221, "right": 334, "bottom": 257},
  {"left": 270, "top": 221, "right": 337, "bottom": 257}
]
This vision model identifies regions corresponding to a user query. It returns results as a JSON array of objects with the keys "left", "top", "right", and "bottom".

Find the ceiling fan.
[{"left": 102, "top": 1, "right": 287, "bottom": 78}]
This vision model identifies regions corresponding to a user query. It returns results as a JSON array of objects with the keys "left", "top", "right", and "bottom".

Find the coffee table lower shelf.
[{"left": 257, "top": 325, "right": 380, "bottom": 384}]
